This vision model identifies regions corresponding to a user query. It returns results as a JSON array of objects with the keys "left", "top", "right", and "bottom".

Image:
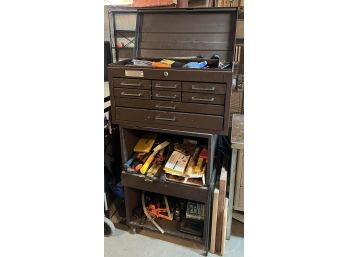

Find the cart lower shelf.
[{"left": 129, "top": 217, "right": 204, "bottom": 244}]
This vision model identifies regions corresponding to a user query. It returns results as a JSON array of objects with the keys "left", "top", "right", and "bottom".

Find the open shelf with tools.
[
  {"left": 129, "top": 218, "right": 204, "bottom": 243},
  {"left": 119, "top": 125, "right": 217, "bottom": 184},
  {"left": 125, "top": 189, "right": 207, "bottom": 247},
  {"left": 119, "top": 125, "right": 218, "bottom": 255}
]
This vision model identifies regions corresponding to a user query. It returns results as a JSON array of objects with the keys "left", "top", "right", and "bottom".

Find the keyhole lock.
[{"left": 164, "top": 72, "right": 169, "bottom": 77}]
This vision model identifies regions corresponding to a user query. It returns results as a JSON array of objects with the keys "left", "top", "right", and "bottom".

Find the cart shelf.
[
  {"left": 122, "top": 171, "right": 209, "bottom": 203},
  {"left": 129, "top": 218, "right": 204, "bottom": 244}
]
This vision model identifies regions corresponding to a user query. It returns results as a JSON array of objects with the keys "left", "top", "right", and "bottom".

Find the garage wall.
[{"left": 105, "top": 7, "right": 111, "bottom": 42}]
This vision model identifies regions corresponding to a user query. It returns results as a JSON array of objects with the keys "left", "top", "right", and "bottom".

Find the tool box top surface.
[{"left": 109, "top": 8, "right": 238, "bottom": 69}]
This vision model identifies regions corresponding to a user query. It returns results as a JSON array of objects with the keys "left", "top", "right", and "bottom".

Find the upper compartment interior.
[{"left": 136, "top": 9, "right": 237, "bottom": 63}]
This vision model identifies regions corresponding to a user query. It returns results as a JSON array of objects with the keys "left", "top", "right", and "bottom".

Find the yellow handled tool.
[{"left": 140, "top": 141, "right": 170, "bottom": 174}]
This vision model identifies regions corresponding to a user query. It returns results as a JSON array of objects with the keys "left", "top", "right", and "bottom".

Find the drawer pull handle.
[
  {"left": 155, "top": 93, "right": 177, "bottom": 99},
  {"left": 192, "top": 85, "right": 215, "bottom": 91},
  {"left": 120, "top": 82, "right": 141, "bottom": 87},
  {"left": 155, "top": 116, "right": 176, "bottom": 122},
  {"left": 155, "top": 84, "right": 178, "bottom": 89},
  {"left": 121, "top": 92, "right": 142, "bottom": 97},
  {"left": 155, "top": 104, "right": 176, "bottom": 110},
  {"left": 192, "top": 96, "right": 215, "bottom": 102}
]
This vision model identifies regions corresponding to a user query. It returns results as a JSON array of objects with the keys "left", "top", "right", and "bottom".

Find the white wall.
[{"left": 104, "top": 6, "right": 111, "bottom": 42}]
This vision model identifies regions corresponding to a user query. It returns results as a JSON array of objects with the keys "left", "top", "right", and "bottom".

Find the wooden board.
[
  {"left": 230, "top": 91, "right": 243, "bottom": 114},
  {"left": 231, "top": 114, "right": 244, "bottom": 145},
  {"left": 221, "top": 197, "right": 229, "bottom": 255},
  {"left": 232, "top": 210, "right": 244, "bottom": 223},
  {"left": 210, "top": 187, "right": 219, "bottom": 253},
  {"left": 215, "top": 167, "right": 227, "bottom": 253},
  {"left": 226, "top": 148, "right": 237, "bottom": 240},
  {"left": 234, "top": 150, "right": 244, "bottom": 211},
  {"left": 231, "top": 142, "right": 244, "bottom": 150}
]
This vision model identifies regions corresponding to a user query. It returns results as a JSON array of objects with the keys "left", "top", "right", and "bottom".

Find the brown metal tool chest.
[
  {"left": 107, "top": 8, "right": 238, "bottom": 256},
  {"left": 108, "top": 8, "right": 238, "bottom": 136}
]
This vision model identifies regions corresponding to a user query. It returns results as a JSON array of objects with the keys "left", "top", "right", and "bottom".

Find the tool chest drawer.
[
  {"left": 114, "top": 88, "right": 151, "bottom": 100},
  {"left": 122, "top": 172, "right": 209, "bottom": 203},
  {"left": 110, "top": 77, "right": 229, "bottom": 134},
  {"left": 115, "top": 98, "right": 225, "bottom": 116},
  {"left": 152, "top": 90, "right": 181, "bottom": 102},
  {"left": 112, "top": 78, "right": 151, "bottom": 90},
  {"left": 115, "top": 107, "right": 223, "bottom": 131},
  {"left": 182, "top": 82, "right": 226, "bottom": 95},
  {"left": 182, "top": 92, "right": 225, "bottom": 105},
  {"left": 152, "top": 80, "right": 182, "bottom": 91}
]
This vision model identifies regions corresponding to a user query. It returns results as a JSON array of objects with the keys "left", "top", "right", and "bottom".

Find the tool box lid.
[{"left": 134, "top": 8, "right": 238, "bottom": 62}]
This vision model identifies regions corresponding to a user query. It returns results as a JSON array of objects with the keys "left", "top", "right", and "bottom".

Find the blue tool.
[{"left": 183, "top": 61, "right": 207, "bottom": 69}]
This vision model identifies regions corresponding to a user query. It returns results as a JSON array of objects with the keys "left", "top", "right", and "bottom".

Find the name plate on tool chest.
[{"left": 125, "top": 70, "right": 144, "bottom": 77}]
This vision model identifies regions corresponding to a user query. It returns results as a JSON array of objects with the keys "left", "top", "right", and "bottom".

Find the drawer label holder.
[{"left": 125, "top": 70, "right": 144, "bottom": 78}]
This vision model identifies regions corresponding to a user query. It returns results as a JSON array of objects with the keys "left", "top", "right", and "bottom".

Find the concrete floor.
[{"left": 104, "top": 220, "right": 243, "bottom": 257}]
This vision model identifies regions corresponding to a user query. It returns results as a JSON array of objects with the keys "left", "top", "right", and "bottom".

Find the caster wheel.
[
  {"left": 104, "top": 217, "right": 116, "bottom": 236},
  {"left": 130, "top": 227, "right": 137, "bottom": 234},
  {"left": 104, "top": 222, "right": 112, "bottom": 236}
]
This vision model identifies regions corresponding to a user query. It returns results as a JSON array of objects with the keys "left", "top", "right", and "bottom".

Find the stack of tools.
[
  {"left": 139, "top": 140, "right": 171, "bottom": 175},
  {"left": 124, "top": 134, "right": 208, "bottom": 186},
  {"left": 163, "top": 140, "right": 194, "bottom": 176},
  {"left": 178, "top": 200, "right": 205, "bottom": 237},
  {"left": 129, "top": 58, "right": 186, "bottom": 68},
  {"left": 151, "top": 59, "right": 173, "bottom": 68},
  {"left": 151, "top": 59, "right": 186, "bottom": 68},
  {"left": 150, "top": 59, "right": 208, "bottom": 69},
  {"left": 125, "top": 133, "right": 171, "bottom": 179},
  {"left": 146, "top": 200, "right": 173, "bottom": 221},
  {"left": 185, "top": 201, "right": 205, "bottom": 221},
  {"left": 164, "top": 139, "right": 208, "bottom": 186},
  {"left": 124, "top": 133, "right": 157, "bottom": 173},
  {"left": 164, "top": 139, "right": 196, "bottom": 175},
  {"left": 130, "top": 59, "right": 152, "bottom": 66},
  {"left": 134, "top": 192, "right": 205, "bottom": 237},
  {"left": 127, "top": 55, "right": 231, "bottom": 70},
  {"left": 182, "top": 61, "right": 207, "bottom": 69},
  {"left": 128, "top": 58, "right": 212, "bottom": 69},
  {"left": 141, "top": 192, "right": 173, "bottom": 234}
]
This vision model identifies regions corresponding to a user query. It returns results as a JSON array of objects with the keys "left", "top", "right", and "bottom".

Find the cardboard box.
[
  {"left": 132, "top": 0, "right": 177, "bottom": 7},
  {"left": 230, "top": 90, "right": 244, "bottom": 114}
]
